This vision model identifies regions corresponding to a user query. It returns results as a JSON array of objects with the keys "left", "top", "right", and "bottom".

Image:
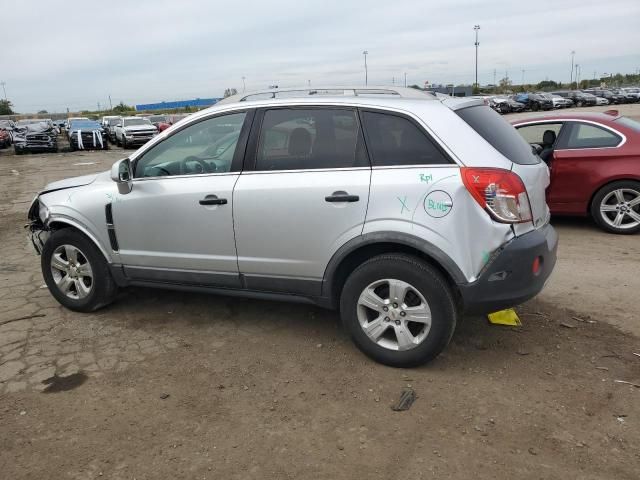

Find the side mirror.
[
  {"left": 116, "top": 124, "right": 122, "bottom": 128},
  {"left": 111, "top": 158, "right": 133, "bottom": 194}
]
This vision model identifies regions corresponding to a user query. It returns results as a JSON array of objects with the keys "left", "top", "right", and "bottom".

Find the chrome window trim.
[
  {"left": 132, "top": 171, "right": 238, "bottom": 182},
  {"left": 240, "top": 167, "right": 371, "bottom": 175},
  {"left": 513, "top": 118, "right": 626, "bottom": 149}
]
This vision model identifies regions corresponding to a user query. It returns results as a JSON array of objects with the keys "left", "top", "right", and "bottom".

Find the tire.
[
  {"left": 116, "top": 135, "right": 121, "bottom": 147},
  {"left": 500, "top": 104, "right": 510, "bottom": 114},
  {"left": 590, "top": 181, "right": 640, "bottom": 235},
  {"left": 41, "top": 228, "right": 118, "bottom": 312},
  {"left": 577, "top": 101, "right": 583, "bottom": 107},
  {"left": 340, "top": 254, "right": 458, "bottom": 367},
  {"left": 121, "top": 136, "right": 127, "bottom": 149},
  {"left": 532, "top": 102, "right": 539, "bottom": 111}
]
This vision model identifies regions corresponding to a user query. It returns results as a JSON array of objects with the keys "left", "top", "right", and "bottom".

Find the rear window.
[
  {"left": 456, "top": 105, "right": 540, "bottom": 165},
  {"left": 615, "top": 116, "right": 640, "bottom": 132}
]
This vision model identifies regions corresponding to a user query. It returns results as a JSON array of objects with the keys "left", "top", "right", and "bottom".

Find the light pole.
[
  {"left": 474, "top": 25, "right": 480, "bottom": 88},
  {"left": 363, "top": 50, "right": 368, "bottom": 86},
  {"left": 242, "top": 76, "right": 246, "bottom": 93},
  {"left": 521, "top": 69, "right": 525, "bottom": 86},
  {"left": 404, "top": 72, "right": 407, "bottom": 87},
  {"left": 570, "top": 50, "right": 575, "bottom": 86},
  {"left": 575, "top": 64, "right": 580, "bottom": 87},
  {"left": 0, "top": 81, "right": 6, "bottom": 100}
]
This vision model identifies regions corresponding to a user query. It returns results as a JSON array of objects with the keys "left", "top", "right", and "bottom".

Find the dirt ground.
[{"left": 1, "top": 109, "right": 639, "bottom": 479}]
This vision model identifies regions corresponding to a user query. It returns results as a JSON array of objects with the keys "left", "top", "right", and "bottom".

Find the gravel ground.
[{"left": 1, "top": 111, "right": 639, "bottom": 479}]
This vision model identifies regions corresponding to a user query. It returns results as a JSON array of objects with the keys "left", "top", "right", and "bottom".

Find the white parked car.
[
  {"left": 114, "top": 117, "right": 158, "bottom": 148},
  {"left": 27, "top": 86, "right": 558, "bottom": 367}
]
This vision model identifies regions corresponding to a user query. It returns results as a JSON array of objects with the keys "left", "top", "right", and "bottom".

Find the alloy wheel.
[
  {"left": 357, "top": 278, "right": 431, "bottom": 351},
  {"left": 50, "top": 244, "right": 94, "bottom": 300},
  {"left": 599, "top": 188, "right": 640, "bottom": 230}
]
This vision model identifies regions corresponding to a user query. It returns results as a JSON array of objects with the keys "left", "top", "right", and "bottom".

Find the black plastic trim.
[
  {"left": 242, "top": 274, "right": 322, "bottom": 296},
  {"left": 105, "top": 203, "right": 119, "bottom": 251},
  {"left": 321, "top": 231, "right": 467, "bottom": 301},
  {"left": 122, "top": 265, "right": 242, "bottom": 288},
  {"left": 459, "top": 224, "right": 558, "bottom": 315}
]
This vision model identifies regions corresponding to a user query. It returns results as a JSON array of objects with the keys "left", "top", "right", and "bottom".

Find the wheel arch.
[
  {"left": 46, "top": 218, "right": 113, "bottom": 264},
  {"left": 322, "top": 232, "right": 467, "bottom": 309}
]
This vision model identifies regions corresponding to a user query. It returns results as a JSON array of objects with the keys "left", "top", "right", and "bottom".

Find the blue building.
[{"left": 135, "top": 98, "right": 221, "bottom": 111}]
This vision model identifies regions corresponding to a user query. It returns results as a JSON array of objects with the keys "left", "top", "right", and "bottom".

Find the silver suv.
[{"left": 28, "top": 86, "right": 558, "bottom": 367}]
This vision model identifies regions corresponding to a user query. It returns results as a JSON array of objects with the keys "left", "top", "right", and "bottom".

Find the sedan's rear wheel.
[
  {"left": 340, "top": 254, "right": 457, "bottom": 367},
  {"left": 591, "top": 181, "right": 640, "bottom": 234}
]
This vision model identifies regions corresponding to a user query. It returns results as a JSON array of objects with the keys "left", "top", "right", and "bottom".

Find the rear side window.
[
  {"left": 565, "top": 122, "right": 622, "bottom": 149},
  {"left": 361, "top": 111, "right": 450, "bottom": 166},
  {"left": 255, "top": 108, "right": 367, "bottom": 171},
  {"left": 456, "top": 105, "right": 540, "bottom": 165}
]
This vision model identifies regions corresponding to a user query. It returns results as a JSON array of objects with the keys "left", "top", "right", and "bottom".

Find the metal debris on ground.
[
  {"left": 391, "top": 387, "right": 417, "bottom": 411},
  {"left": 487, "top": 309, "right": 521, "bottom": 326},
  {"left": 614, "top": 380, "right": 640, "bottom": 388},
  {"left": 160, "top": 393, "right": 170, "bottom": 399},
  {"left": 560, "top": 322, "right": 576, "bottom": 329}
]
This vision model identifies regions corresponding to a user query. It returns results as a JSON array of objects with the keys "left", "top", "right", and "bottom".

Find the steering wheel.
[
  {"left": 181, "top": 156, "right": 210, "bottom": 175},
  {"left": 147, "top": 165, "right": 171, "bottom": 177}
]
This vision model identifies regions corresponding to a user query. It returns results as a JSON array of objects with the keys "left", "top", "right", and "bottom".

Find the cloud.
[{"left": 2, "top": 0, "right": 639, "bottom": 111}]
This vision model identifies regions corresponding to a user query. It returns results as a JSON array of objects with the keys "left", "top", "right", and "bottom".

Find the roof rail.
[{"left": 217, "top": 86, "right": 436, "bottom": 105}]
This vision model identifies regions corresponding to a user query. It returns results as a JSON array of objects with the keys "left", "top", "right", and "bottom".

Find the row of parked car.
[
  {"left": 486, "top": 87, "right": 640, "bottom": 114},
  {"left": 0, "top": 113, "right": 191, "bottom": 154}
]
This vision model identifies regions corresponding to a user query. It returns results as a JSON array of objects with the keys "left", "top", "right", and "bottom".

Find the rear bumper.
[{"left": 459, "top": 224, "right": 558, "bottom": 315}]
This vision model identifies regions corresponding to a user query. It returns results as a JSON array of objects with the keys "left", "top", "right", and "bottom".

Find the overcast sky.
[{"left": 2, "top": 0, "right": 639, "bottom": 112}]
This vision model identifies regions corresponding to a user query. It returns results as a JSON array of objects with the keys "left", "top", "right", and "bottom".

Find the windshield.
[
  {"left": 108, "top": 118, "right": 121, "bottom": 125},
  {"left": 123, "top": 118, "right": 152, "bottom": 126},
  {"left": 456, "top": 105, "right": 540, "bottom": 165},
  {"left": 147, "top": 115, "right": 167, "bottom": 123}
]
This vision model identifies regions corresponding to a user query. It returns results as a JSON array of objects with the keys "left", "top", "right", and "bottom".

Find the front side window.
[
  {"left": 361, "top": 111, "right": 450, "bottom": 166},
  {"left": 255, "top": 108, "right": 367, "bottom": 171},
  {"left": 516, "top": 123, "right": 563, "bottom": 145},
  {"left": 565, "top": 122, "right": 622, "bottom": 149},
  {"left": 134, "top": 112, "right": 247, "bottom": 178}
]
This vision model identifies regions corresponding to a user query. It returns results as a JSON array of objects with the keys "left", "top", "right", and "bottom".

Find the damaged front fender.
[{"left": 26, "top": 196, "right": 50, "bottom": 255}]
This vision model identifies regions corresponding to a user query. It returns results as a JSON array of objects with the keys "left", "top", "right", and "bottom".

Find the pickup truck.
[{"left": 114, "top": 117, "right": 158, "bottom": 148}]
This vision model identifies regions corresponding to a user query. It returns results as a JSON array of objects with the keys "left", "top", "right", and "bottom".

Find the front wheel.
[
  {"left": 591, "top": 181, "right": 640, "bottom": 234},
  {"left": 41, "top": 229, "right": 118, "bottom": 312},
  {"left": 340, "top": 254, "right": 458, "bottom": 367},
  {"left": 121, "top": 136, "right": 127, "bottom": 149}
]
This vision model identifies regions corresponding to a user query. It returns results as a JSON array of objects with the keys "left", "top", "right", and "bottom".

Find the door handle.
[
  {"left": 325, "top": 191, "right": 359, "bottom": 203},
  {"left": 199, "top": 195, "right": 227, "bottom": 206}
]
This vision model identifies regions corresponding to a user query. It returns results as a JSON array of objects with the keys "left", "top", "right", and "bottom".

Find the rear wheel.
[
  {"left": 41, "top": 229, "right": 118, "bottom": 312},
  {"left": 531, "top": 102, "right": 539, "bottom": 111},
  {"left": 591, "top": 181, "right": 640, "bottom": 234},
  {"left": 340, "top": 254, "right": 458, "bottom": 367}
]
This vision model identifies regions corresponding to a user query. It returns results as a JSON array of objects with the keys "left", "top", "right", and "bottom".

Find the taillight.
[{"left": 461, "top": 168, "right": 533, "bottom": 224}]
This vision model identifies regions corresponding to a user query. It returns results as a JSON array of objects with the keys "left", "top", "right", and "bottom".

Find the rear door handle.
[
  {"left": 199, "top": 195, "right": 227, "bottom": 206},
  {"left": 325, "top": 191, "right": 359, "bottom": 203}
]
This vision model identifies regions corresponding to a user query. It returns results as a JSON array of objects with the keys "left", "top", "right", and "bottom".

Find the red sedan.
[{"left": 512, "top": 110, "right": 640, "bottom": 234}]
